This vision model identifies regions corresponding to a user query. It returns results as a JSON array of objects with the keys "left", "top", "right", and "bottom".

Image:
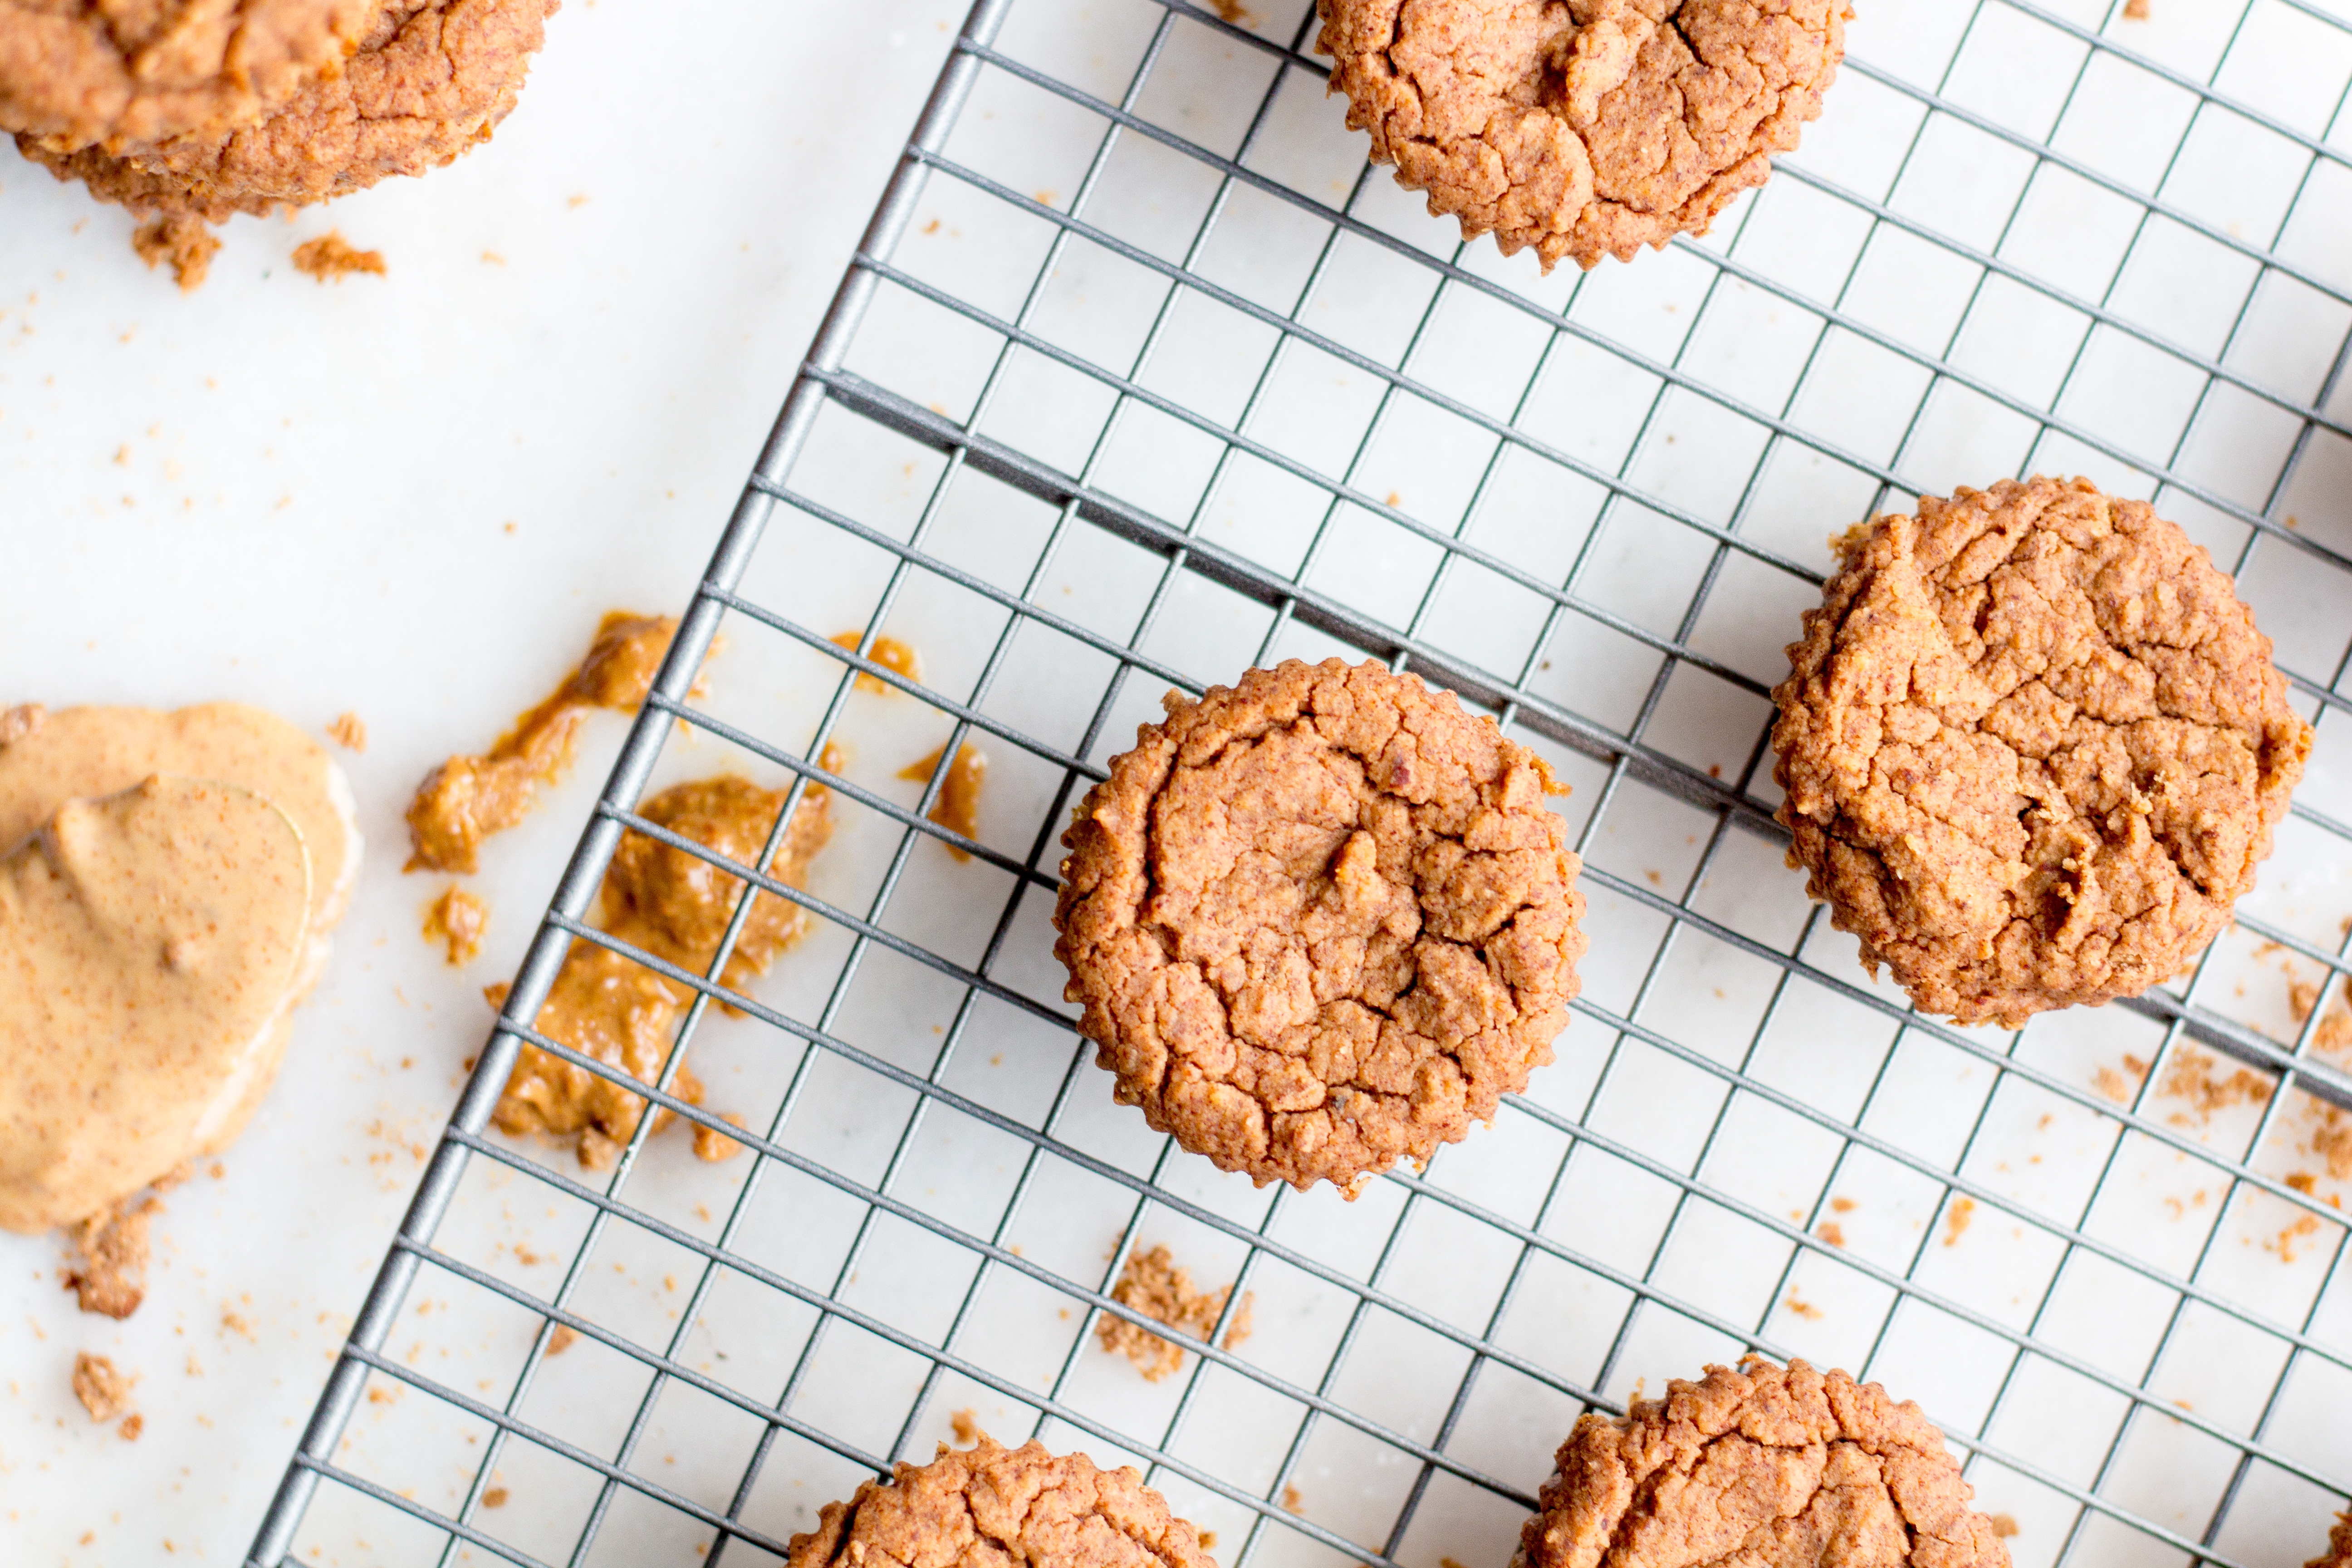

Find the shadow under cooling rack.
[{"left": 253, "top": 1, "right": 2352, "bottom": 1566}]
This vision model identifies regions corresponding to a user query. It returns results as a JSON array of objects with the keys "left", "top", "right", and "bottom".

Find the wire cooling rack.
[{"left": 249, "top": 0, "right": 2352, "bottom": 1563}]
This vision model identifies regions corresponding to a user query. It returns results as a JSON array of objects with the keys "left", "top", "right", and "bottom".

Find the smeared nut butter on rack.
[
  {"left": 900, "top": 742, "right": 986, "bottom": 859},
  {"left": 405, "top": 611, "right": 698, "bottom": 874},
  {"left": 489, "top": 774, "right": 832, "bottom": 1169}
]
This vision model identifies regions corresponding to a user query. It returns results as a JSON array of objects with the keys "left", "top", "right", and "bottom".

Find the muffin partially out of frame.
[
  {"left": 1520, "top": 1359, "right": 2013, "bottom": 1568},
  {"left": 1316, "top": 0, "right": 1850, "bottom": 270}
]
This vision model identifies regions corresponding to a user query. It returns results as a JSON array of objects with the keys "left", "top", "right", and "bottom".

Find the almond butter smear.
[
  {"left": 0, "top": 704, "right": 363, "bottom": 1242},
  {"left": 0, "top": 778, "right": 312, "bottom": 1235}
]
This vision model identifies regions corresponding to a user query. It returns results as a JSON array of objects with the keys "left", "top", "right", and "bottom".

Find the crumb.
[
  {"left": 366, "top": 1384, "right": 402, "bottom": 1405},
  {"left": 545, "top": 1324, "right": 578, "bottom": 1357},
  {"left": 950, "top": 1407, "right": 984, "bottom": 1446},
  {"left": 324, "top": 711, "right": 367, "bottom": 753},
  {"left": 423, "top": 886, "right": 490, "bottom": 966},
  {"left": 1281, "top": 1485, "right": 1303, "bottom": 1514},
  {"left": 1097, "top": 1245, "right": 1252, "bottom": 1382},
  {"left": 1385, "top": 491, "right": 1402, "bottom": 508},
  {"left": 1201, "top": 1534, "right": 1219, "bottom": 1553},
  {"left": 2288, "top": 1172, "right": 2318, "bottom": 1195},
  {"left": 64, "top": 1195, "right": 157, "bottom": 1319},
  {"left": 291, "top": 232, "right": 386, "bottom": 283},
  {"left": 482, "top": 1486, "right": 510, "bottom": 1509},
  {"left": 1817, "top": 1222, "right": 1846, "bottom": 1248},
  {"left": 691, "top": 1112, "right": 747, "bottom": 1163},
  {"left": 2123, "top": 0, "right": 2149, "bottom": 16},
  {"left": 818, "top": 739, "right": 852, "bottom": 774},
  {"left": 2270, "top": 1213, "right": 2324, "bottom": 1264},
  {"left": 1784, "top": 1292, "right": 1824, "bottom": 1320},
  {"left": 131, "top": 215, "right": 219, "bottom": 293},
  {"left": 2290, "top": 977, "right": 2352, "bottom": 1055},
  {"left": 568, "top": 194, "right": 590, "bottom": 209},
  {"left": 1829, "top": 1196, "right": 1857, "bottom": 1213},
  {"left": 2161, "top": 1045, "right": 2274, "bottom": 1123},
  {"left": 119, "top": 1412, "right": 144, "bottom": 1441},
  {"left": 482, "top": 250, "right": 506, "bottom": 266},
  {"left": 1990, "top": 1515, "right": 2019, "bottom": 1539},
  {"left": 1211, "top": 0, "right": 1256, "bottom": 23},
  {"left": 921, "top": 218, "right": 941, "bottom": 234},
  {"left": 222, "top": 1308, "right": 257, "bottom": 1341},
  {"left": 1944, "top": 1196, "right": 1975, "bottom": 1247},
  {"left": 2315, "top": 1110, "right": 2352, "bottom": 1181},
  {"left": 831, "top": 631, "right": 922, "bottom": 693},
  {"left": 900, "top": 743, "right": 987, "bottom": 858},
  {"left": 72, "top": 1352, "right": 132, "bottom": 1424}
]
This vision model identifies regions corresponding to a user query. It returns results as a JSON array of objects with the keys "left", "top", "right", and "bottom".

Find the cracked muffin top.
[
  {"left": 20, "top": 0, "right": 556, "bottom": 219},
  {"left": 1316, "top": 0, "right": 1848, "bottom": 270},
  {"left": 1520, "top": 1360, "right": 2012, "bottom": 1568},
  {"left": 0, "top": 0, "right": 385, "bottom": 151},
  {"left": 1054, "top": 659, "right": 1586, "bottom": 1193},
  {"left": 1772, "top": 476, "right": 2309, "bottom": 1027},
  {"left": 785, "top": 1437, "right": 1218, "bottom": 1568}
]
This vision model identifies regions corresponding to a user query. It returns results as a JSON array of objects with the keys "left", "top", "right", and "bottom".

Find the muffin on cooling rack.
[
  {"left": 1316, "top": 0, "right": 1850, "bottom": 270},
  {"left": 1771, "top": 476, "right": 2309, "bottom": 1027},
  {"left": 1053, "top": 659, "right": 1587, "bottom": 1194},
  {"left": 786, "top": 1436, "right": 1218, "bottom": 1568},
  {"left": 1520, "top": 1359, "right": 2012, "bottom": 1568}
]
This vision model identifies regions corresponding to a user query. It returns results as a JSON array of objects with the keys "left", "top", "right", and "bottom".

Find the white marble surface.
[{"left": 0, "top": 2, "right": 967, "bottom": 1560}]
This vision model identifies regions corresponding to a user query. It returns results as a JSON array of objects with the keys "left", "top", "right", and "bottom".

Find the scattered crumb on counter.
[
  {"left": 423, "top": 886, "right": 490, "bottom": 966},
  {"left": 545, "top": 1324, "right": 578, "bottom": 1357},
  {"left": 1785, "top": 1292, "right": 1824, "bottom": 1320},
  {"left": 2094, "top": 1054, "right": 2151, "bottom": 1104},
  {"left": 1200, "top": 1533, "right": 1219, "bottom": 1553},
  {"left": 327, "top": 712, "right": 367, "bottom": 753},
  {"left": 1830, "top": 1196, "right": 1857, "bottom": 1213},
  {"left": 483, "top": 1486, "right": 510, "bottom": 1509},
  {"left": 2269, "top": 1213, "right": 2325, "bottom": 1264},
  {"left": 830, "top": 631, "right": 922, "bottom": 693},
  {"left": 1097, "top": 1244, "right": 1252, "bottom": 1382},
  {"left": 1817, "top": 1222, "right": 1846, "bottom": 1248},
  {"left": 1990, "top": 1515, "right": 2019, "bottom": 1539},
  {"left": 291, "top": 232, "right": 386, "bottom": 283},
  {"left": 2123, "top": 0, "right": 2149, "bottom": 16},
  {"left": 132, "top": 216, "right": 219, "bottom": 294},
  {"left": 2291, "top": 977, "right": 2352, "bottom": 1055},
  {"left": 72, "top": 1352, "right": 132, "bottom": 1423},
  {"left": 1281, "top": 1485, "right": 1303, "bottom": 1514},
  {"left": 65, "top": 1193, "right": 158, "bottom": 1319},
  {"left": 950, "top": 1407, "right": 983, "bottom": 1446},
  {"left": 2314, "top": 1112, "right": 2352, "bottom": 1181},
  {"left": 2161, "top": 1046, "right": 2273, "bottom": 1124},
  {"left": 1944, "top": 1197, "right": 1976, "bottom": 1247},
  {"left": 118, "top": 1411, "right": 144, "bottom": 1441}
]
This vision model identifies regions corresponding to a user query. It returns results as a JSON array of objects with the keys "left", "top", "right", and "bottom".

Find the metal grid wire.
[{"left": 251, "top": 0, "right": 2352, "bottom": 1564}]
